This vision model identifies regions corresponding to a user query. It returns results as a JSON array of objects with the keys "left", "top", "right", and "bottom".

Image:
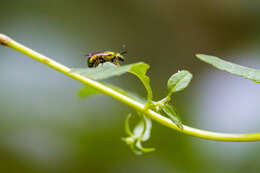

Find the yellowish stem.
[{"left": 1, "top": 33, "right": 260, "bottom": 141}]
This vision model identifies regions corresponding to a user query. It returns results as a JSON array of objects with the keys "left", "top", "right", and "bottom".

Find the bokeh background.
[{"left": 1, "top": 0, "right": 260, "bottom": 172}]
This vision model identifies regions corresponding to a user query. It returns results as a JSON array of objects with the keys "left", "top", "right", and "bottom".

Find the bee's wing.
[
  {"left": 84, "top": 52, "right": 112, "bottom": 57},
  {"left": 84, "top": 52, "right": 97, "bottom": 57},
  {"left": 94, "top": 52, "right": 112, "bottom": 56}
]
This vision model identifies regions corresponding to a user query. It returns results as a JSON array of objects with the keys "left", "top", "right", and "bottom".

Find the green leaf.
[
  {"left": 135, "top": 140, "right": 155, "bottom": 154},
  {"left": 128, "top": 63, "right": 152, "bottom": 108},
  {"left": 124, "top": 114, "right": 134, "bottom": 136},
  {"left": 78, "top": 83, "right": 127, "bottom": 99},
  {"left": 78, "top": 83, "right": 147, "bottom": 104},
  {"left": 161, "top": 104, "right": 183, "bottom": 129},
  {"left": 78, "top": 85, "right": 100, "bottom": 98},
  {"left": 105, "top": 83, "right": 147, "bottom": 104},
  {"left": 133, "top": 115, "right": 152, "bottom": 142},
  {"left": 167, "top": 70, "right": 193, "bottom": 96},
  {"left": 72, "top": 62, "right": 152, "bottom": 107},
  {"left": 71, "top": 62, "right": 129, "bottom": 80},
  {"left": 122, "top": 114, "right": 155, "bottom": 155},
  {"left": 196, "top": 54, "right": 260, "bottom": 83}
]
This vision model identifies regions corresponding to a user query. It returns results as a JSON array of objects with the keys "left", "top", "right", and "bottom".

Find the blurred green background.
[{"left": 1, "top": 0, "right": 260, "bottom": 172}]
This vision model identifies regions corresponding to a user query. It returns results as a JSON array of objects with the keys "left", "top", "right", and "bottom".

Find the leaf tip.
[
  {"left": 195, "top": 54, "right": 207, "bottom": 59},
  {"left": 195, "top": 54, "right": 217, "bottom": 63}
]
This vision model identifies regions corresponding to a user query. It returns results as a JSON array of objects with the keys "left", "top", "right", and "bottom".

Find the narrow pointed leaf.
[
  {"left": 162, "top": 104, "right": 183, "bottom": 129},
  {"left": 196, "top": 54, "right": 260, "bottom": 83},
  {"left": 135, "top": 140, "right": 155, "bottom": 154},
  {"left": 125, "top": 114, "right": 134, "bottom": 136}
]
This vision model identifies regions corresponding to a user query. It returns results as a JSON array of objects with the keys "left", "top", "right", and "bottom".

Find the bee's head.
[
  {"left": 115, "top": 51, "right": 126, "bottom": 61},
  {"left": 117, "top": 44, "right": 127, "bottom": 61}
]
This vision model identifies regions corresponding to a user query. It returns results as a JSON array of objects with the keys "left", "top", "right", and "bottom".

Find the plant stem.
[{"left": 1, "top": 33, "right": 260, "bottom": 142}]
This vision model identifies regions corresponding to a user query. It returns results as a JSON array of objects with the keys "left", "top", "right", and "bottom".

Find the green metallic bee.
[{"left": 85, "top": 46, "right": 127, "bottom": 68}]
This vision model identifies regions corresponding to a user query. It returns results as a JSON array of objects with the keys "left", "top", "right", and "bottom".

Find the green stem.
[{"left": 1, "top": 33, "right": 260, "bottom": 142}]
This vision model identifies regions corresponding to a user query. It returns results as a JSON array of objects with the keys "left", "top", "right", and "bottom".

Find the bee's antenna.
[
  {"left": 120, "top": 44, "right": 127, "bottom": 54},
  {"left": 120, "top": 50, "right": 127, "bottom": 55}
]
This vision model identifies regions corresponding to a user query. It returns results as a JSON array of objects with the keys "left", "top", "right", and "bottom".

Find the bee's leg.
[
  {"left": 94, "top": 59, "right": 100, "bottom": 67},
  {"left": 99, "top": 58, "right": 104, "bottom": 66},
  {"left": 114, "top": 58, "right": 120, "bottom": 66}
]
